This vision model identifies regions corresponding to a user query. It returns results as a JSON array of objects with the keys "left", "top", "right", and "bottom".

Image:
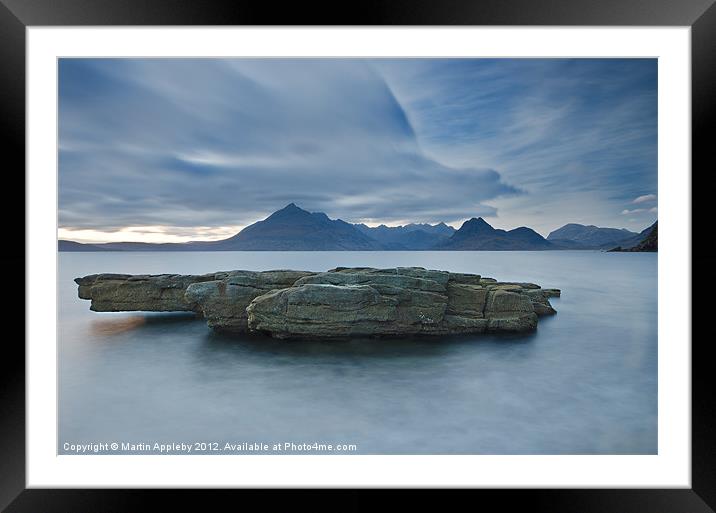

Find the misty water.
[{"left": 58, "top": 251, "right": 657, "bottom": 455}]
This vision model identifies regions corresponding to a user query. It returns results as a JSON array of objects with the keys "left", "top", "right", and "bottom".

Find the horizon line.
[{"left": 57, "top": 202, "right": 656, "bottom": 245}]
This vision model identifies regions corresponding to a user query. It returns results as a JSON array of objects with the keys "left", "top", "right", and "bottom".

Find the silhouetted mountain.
[
  {"left": 405, "top": 222, "right": 455, "bottom": 237},
  {"left": 438, "top": 217, "right": 554, "bottom": 250},
  {"left": 547, "top": 223, "right": 638, "bottom": 249},
  {"left": 60, "top": 240, "right": 212, "bottom": 252},
  {"left": 632, "top": 222, "right": 658, "bottom": 251},
  {"left": 623, "top": 221, "right": 657, "bottom": 249},
  {"left": 608, "top": 221, "right": 657, "bottom": 252},
  {"left": 59, "top": 205, "right": 599, "bottom": 252},
  {"left": 213, "top": 203, "right": 383, "bottom": 250},
  {"left": 58, "top": 240, "right": 122, "bottom": 252},
  {"left": 355, "top": 222, "right": 455, "bottom": 249},
  {"left": 398, "top": 229, "right": 451, "bottom": 250}
]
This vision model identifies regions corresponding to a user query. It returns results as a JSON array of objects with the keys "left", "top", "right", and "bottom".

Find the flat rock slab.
[
  {"left": 75, "top": 267, "right": 560, "bottom": 339},
  {"left": 75, "top": 272, "right": 225, "bottom": 312}
]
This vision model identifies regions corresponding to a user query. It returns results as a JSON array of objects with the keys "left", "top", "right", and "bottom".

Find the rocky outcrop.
[
  {"left": 184, "top": 270, "right": 315, "bottom": 331},
  {"left": 75, "top": 272, "right": 225, "bottom": 312},
  {"left": 76, "top": 267, "right": 560, "bottom": 339}
]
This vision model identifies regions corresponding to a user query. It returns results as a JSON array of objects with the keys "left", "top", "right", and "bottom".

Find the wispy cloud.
[
  {"left": 379, "top": 59, "right": 657, "bottom": 233},
  {"left": 59, "top": 59, "right": 519, "bottom": 234},
  {"left": 633, "top": 194, "right": 657, "bottom": 204},
  {"left": 58, "top": 225, "right": 246, "bottom": 244},
  {"left": 59, "top": 58, "right": 657, "bottom": 240},
  {"left": 621, "top": 207, "right": 658, "bottom": 215}
]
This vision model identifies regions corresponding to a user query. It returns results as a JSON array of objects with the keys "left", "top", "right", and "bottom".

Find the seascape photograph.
[{"left": 57, "top": 58, "right": 658, "bottom": 455}]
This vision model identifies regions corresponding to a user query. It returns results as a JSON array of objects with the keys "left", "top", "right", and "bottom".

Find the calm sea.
[{"left": 58, "top": 251, "right": 657, "bottom": 454}]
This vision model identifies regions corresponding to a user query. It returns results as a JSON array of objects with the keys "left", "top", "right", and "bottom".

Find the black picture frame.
[{"left": 2, "top": 0, "right": 711, "bottom": 510}]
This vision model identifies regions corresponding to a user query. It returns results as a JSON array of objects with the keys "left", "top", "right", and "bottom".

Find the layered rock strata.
[{"left": 75, "top": 267, "right": 559, "bottom": 338}]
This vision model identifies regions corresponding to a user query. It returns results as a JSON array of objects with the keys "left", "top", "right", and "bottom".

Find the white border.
[{"left": 27, "top": 27, "right": 691, "bottom": 488}]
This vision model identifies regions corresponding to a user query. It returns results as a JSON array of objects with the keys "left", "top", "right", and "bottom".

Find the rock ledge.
[{"left": 75, "top": 267, "right": 560, "bottom": 339}]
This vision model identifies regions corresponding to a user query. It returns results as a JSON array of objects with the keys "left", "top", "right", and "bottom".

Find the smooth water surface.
[{"left": 58, "top": 251, "right": 657, "bottom": 454}]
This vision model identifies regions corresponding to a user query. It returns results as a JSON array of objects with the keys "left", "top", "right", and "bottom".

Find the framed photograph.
[{"left": 4, "top": 0, "right": 711, "bottom": 510}]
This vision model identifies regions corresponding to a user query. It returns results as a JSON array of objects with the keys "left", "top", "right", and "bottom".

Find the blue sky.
[{"left": 58, "top": 58, "right": 657, "bottom": 243}]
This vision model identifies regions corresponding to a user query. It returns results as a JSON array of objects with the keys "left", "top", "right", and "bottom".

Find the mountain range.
[
  {"left": 547, "top": 223, "right": 641, "bottom": 249},
  {"left": 437, "top": 217, "right": 554, "bottom": 250},
  {"left": 607, "top": 221, "right": 658, "bottom": 252},
  {"left": 354, "top": 222, "right": 455, "bottom": 250},
  {"left": 59, "top": 203, "right": 656, "bottom": 252},
  {"left": 209, "top": 203, "right": 382, "bottom": 250}
]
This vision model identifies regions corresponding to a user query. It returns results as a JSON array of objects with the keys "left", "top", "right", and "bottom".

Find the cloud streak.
[
  {"left": 59, "top": 59, "right": 520, "bottom": 233},
  {"left": 633, "top": 194, "right": 657, "bottom": 204},
  {"left": 622, "top": 207, "right": 657, "bottom": 215},
  {"left": 378, "top": 59, "right": 658, "bottom": 233},
  {"left": 59, "top": 58, "right": 656, "bottom": 240}
]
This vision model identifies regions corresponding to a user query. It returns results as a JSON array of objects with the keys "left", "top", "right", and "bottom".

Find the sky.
[{"left": 58, "top": 58, "right": 657, "bottom": 243}]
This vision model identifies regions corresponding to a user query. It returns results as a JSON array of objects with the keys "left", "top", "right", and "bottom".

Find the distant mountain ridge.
[
  {"left": 58, "top": 240, "right": 121, "bottom": 252},
  {"left": 59, "top": 203, "right": 656, "bottom": 252},
  {"left": 354, "top": 222, "right": 455, "bottom": 249},
  {"left": 608, "top": 221, "right": 657, "bottom": 252},
  {"left": 437, "top": 217, "right": 555, "bottom": 250},
  {"left": 213, "top": 203, "right": 381, "bottom": 250},
  {"left": 547, "top": 223, "right": 639, "bottom": 249}
]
